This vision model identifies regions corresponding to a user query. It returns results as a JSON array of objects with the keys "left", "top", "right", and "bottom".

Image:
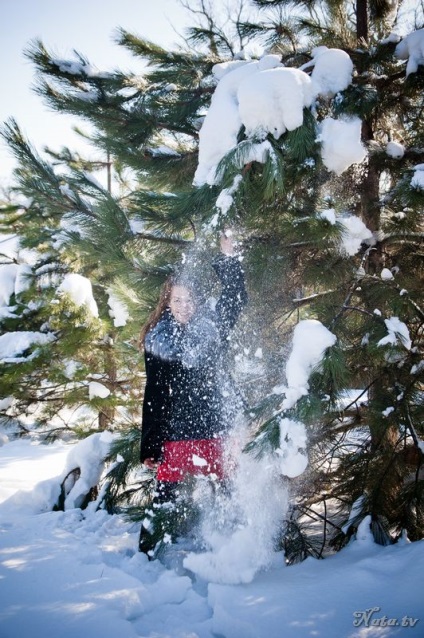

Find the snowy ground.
[{"left": 0, "top": 437, "right": 423, "bottom": 638}]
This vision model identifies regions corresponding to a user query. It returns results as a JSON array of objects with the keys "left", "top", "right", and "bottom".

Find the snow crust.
[{"left": 0, "top": 438, "right": 423, "bottom": 638}]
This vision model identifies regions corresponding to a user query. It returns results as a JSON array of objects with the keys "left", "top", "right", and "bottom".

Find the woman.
[{"left": 138, "top": 234, "right": 247, "bottom": 554}]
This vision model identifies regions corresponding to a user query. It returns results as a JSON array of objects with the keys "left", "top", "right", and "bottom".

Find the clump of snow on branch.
[
  {"left": 378, "top": 317, "right": 412, "bottom": 350},
  {"left": 305, "top": 46, "right": 353, "bottom": 97},
  {"left": 411, "top": 360, "right": 424, "bottom": 376},
  {"left": 51, "top": 57, "right": 112, "bottom": 80},
  {"left": 0, "top": 397, "right": 13, "bottom": 413},
  {"left": 0, "top": 264, "right": 31, "bottom": 308},
  {"left": 277, "top": 418, "right": 308, "bottom": 478},
  {"left": 146, "top": 145, "right": 181, "bottom": 158},
  {"left": 395, "top": 28, "right": 424, "bottom": 75},
  {"left": 107, "top": 289, "right": 130, "bottom": 327},
  {"left": 57, "top": 273, "right": 98, "bottom": 317},
  {"left": 0, "top": 232, "right": 38, "bottom": 265},
  {"left": 386, "top": 141, "right": 405, "bottom": 159},
  {"left": 319, "top": 208, "right": 373, "bottom": 256},
  {"left": 411, "top": 164, "right": 424, "bottom": 190},
  {"left": 237, "top": 66, "right": 314, "bottom": 139},
  {"left": 281, "top": 319, "right": 337, "bottom": 410},
  {"left": 0, "top": 331, "right": 55, "bottom": 363},
  {"left": 194, "top": 47, "right": 361, "bottom": 186},
  {"left": 88, "top": 381, "right": 111, "bottom": 400},
  {"left": 339, "top": 215, "right": 373, "bottom": 255},
  {"left": 0, "top": 234, "right": 35, "bottom": 318},
  {"left": 193, "top": 55, "right": 281, "bottom": 186},
  {"left": 62, "top": 359, "right": 82, "bottom": 379},
  {"left": 213, "top": 140, "right": 276, "bottom": 218},
  {"left": 60, "top": 432, "right": 116, "bottom": 510},
  {"left": 318, "top": 117, "right": 367, "bottom": 175},
  {"left": 215, "top": 175, "right": 243, "bottom": 216},
  {"left": 381, "top": 268, "right": 394, "bottom": 281}
]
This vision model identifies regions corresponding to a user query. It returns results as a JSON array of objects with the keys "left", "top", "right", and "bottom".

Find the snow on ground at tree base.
[{"left": 0, "top": 437, "right": 423, "bottom": 638}]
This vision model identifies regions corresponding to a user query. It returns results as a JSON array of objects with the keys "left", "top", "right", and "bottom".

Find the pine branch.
[
  {"left": 133, "top": 230, "right": 192, "bottom": 246},
  {"left": 292, "top": 290, "right": 335, "bottom": 305}
]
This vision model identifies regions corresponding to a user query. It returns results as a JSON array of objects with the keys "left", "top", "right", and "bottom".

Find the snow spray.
[
  {"left": 162, "top": 242, "right": 271, "bottom": 583},
  {"left": 183, "top": 423, "right": 290, "bottom": 584},
  {"left": 167, "top": 240, "right": 335, "bottom": 584}
]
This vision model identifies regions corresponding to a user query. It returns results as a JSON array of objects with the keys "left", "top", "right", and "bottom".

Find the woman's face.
[{"left": 169, "top": 285, "right": 195, "bottom": 324}]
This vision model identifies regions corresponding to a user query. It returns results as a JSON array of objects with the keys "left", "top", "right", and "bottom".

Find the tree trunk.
[
  {"left": 98, "top": 334, "right": 117, "bottom": 431},
  {"left": 356, "top": 0, "right": 368, "bottom": 42}
]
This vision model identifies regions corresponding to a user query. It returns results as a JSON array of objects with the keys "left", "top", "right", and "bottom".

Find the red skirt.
[{"left": 156, "top": 438, "right": 225, "bottom": 482}]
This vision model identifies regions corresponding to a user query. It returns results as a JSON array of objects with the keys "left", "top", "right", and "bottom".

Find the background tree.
[
  {"left": 0, "top": 123, "right": 144, "bottom": 439},
  {"left": 1, "top": 0, "right": 423, "bottom": 554}
]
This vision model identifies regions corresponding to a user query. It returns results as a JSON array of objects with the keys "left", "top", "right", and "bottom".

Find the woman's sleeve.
[
  {"left": 139, "top": 418, "right": 164, "bottom": 462},
  {"left": 212, "top": 255, "right": 248, "bottom": 340},
  {"left": 139, "top": 352, "right": 170, "bottom": 462}
]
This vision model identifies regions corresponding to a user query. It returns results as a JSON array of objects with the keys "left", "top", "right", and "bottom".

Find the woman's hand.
[
  {"left": 143, "top": 458, "right": 159, "bottom": 470},
  {"left": 220, "top": 229, "right": 236, "bottom": 256}
]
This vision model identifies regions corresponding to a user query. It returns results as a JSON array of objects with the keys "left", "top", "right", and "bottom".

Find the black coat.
[{"left": 140, "top": 255, "right": 247, "bottom": 462}]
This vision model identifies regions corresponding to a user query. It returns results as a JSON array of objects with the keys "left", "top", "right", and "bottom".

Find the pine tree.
[
  {"left": 1, "top": 0, "right": 423, "bottom": 555},
  {"left": 0, "top": 122, "right": 144, "bottom": 442}
]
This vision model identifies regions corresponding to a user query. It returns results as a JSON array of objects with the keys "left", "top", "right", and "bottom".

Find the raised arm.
[{"left": 213, "top": 232, "right": 248, "bottom": 341}]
